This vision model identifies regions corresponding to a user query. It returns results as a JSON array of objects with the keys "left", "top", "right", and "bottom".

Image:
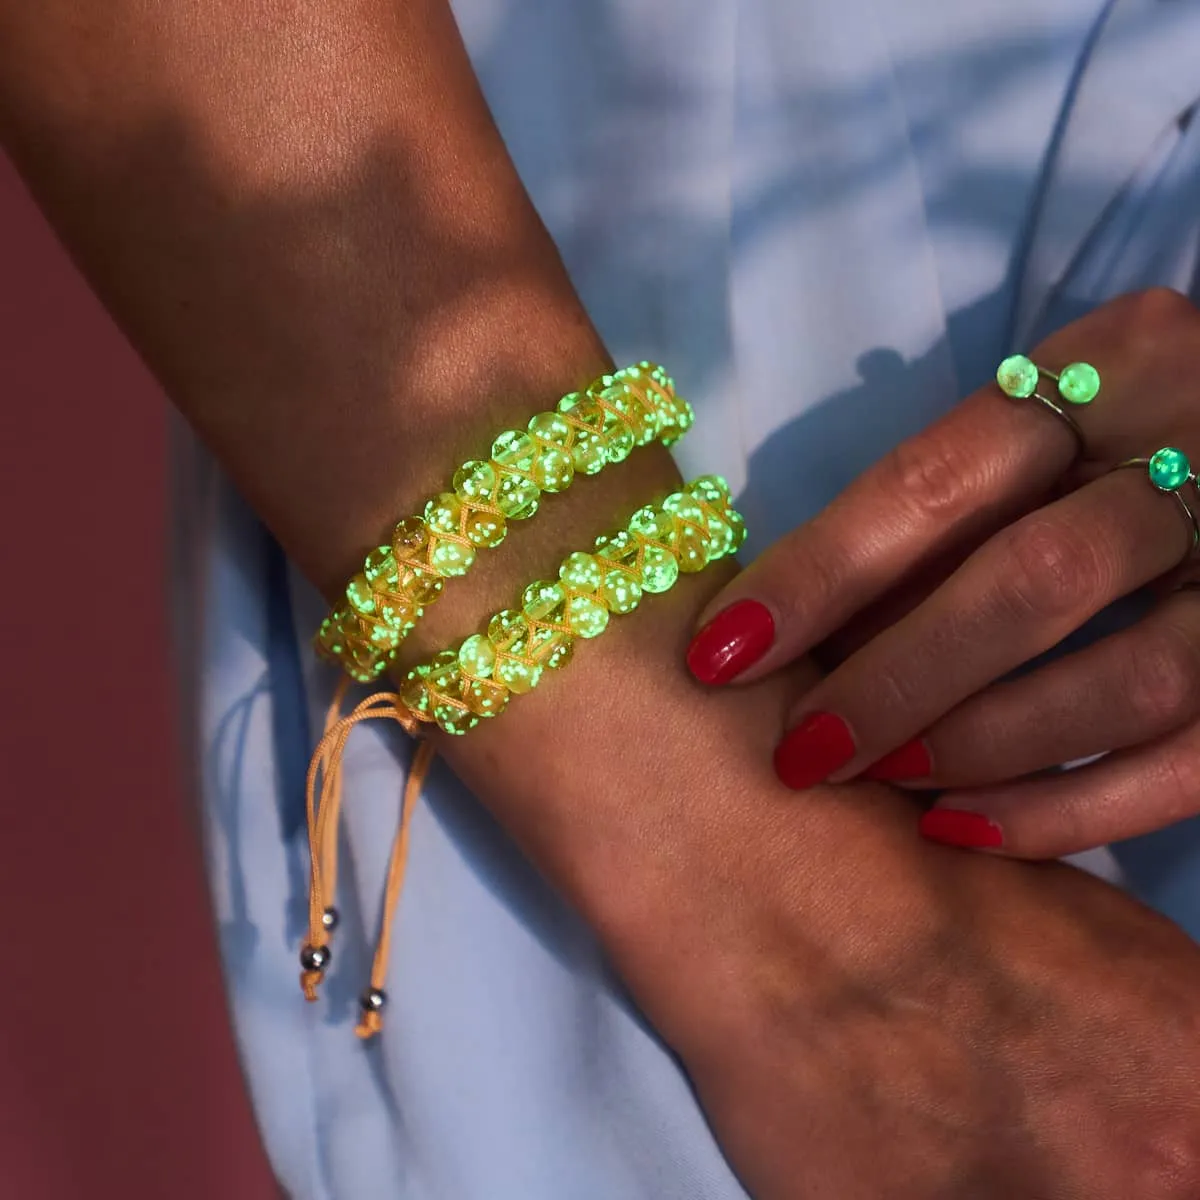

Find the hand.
[
  {"left": 615, "top": 789, "right": 1200, "bottom": 1200},
  {"left": 685, "top": 287, "right": 1200, "bottom": 859}
]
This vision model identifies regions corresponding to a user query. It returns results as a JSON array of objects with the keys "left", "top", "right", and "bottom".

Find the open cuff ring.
[
  {"left": 996, "top": 354, "right": 1100, "bottom": 449},
  {"left": 1115, "top": 447, "right": 1200, "bottom": 556}
]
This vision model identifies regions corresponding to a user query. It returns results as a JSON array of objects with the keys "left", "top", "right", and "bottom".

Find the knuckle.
[
  {"left": 1123, "top": 621, "right": 1200, "bottom": 729},
  {"left": 880, "top": 433, "right": 986, "bottom": 525},
  {"left": 1120, "top": 287, "right": 1199, "bottom": 356},
  {"left": 994, "top": 519, "right": 1111, "bottom": 623}
]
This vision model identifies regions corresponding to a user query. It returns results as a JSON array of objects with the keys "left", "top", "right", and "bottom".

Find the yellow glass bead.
[
  {"left": 639, "top": 543, "right": 680, "bottom": 593},
  {"left": 628, "top": 505, "right": 675, "bottom": 544},
  {"left": 600, "top": 569, "right": 642, "bottom": 614},
  {"left": 458, "top": 633, "right": 496, "bottom": 679},
  {"left": 487, "top": 608, "right": 528, "bottom": 652},
  {"left": 559, "top": 551, "right": 602, "bottom": 592},
  {"left": 403, "top": 565, "right": 444, "bottom": 605},
  {"left": 346, "top": 572, "right": 377, "bottom": 615},
  {"left": 496, "top": 654, "right": 542, "bottom": 695},
  {"left": 532, "top": 445, "right": 575, "bottom": 493},
  {"left": 522, "top": 580, "right": 567, "bottom": 623},
  {"left": 539, "top": 630, "right": 574, "bottom": 670},
  {"left": 495, "top": 471, "right": 540, "bottom": 519},
  {"left": 527, "top": 411, "right": 573, "bottom": 447},
  {"left": 436, "top": 703, "right": 479, "bottom": 736},
  {"left": 392, "top": 516, "right": 428, "bottom": 554},
  {"left": 596, "top": 529, "right": 640, "bottom": 570},
  {"left": 429, "top": 535, "right": 475, "bottom": 577},
  {"left": 570, "top": 428, "right": 608, "bottom": 475},
  {"left": 462, "top": 675, "right": 509, "bottom": 718},
  {"left": 690, "top": 475, "right": 732, "bottom": 505},
  {"left": 424, "top": 492, "right": 463, "bottom": 535},
  {"left": 491, "top": 430, "right": 538, "bottom": 472},
  {"left": 567, "top": 594, "right": 609, "bottom": 638},
  {"left": 463, "top": 508, "right": 506, "bottom": 549},
  {"left": 399, "top": 666, "right": 432, "bottom": 716},
  {"left": 364, "top": 547, "right": 399, "bottom": 586},
  {"left": 453, "top": 460, "right": 499, "bottom": 503},
  {"left": 367, "top": 620, "right": 402, "bottom": 652}
]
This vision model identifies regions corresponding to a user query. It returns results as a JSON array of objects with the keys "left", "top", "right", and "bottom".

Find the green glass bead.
[
  {"left": 690, "top": 474, "right": 732, "bottom": 505},
  {"left": 487, "top": 608, "right": 528, "bottom": 652},
  {"left": 495, "top": 471, "right": 540, "bottom": 519},
  {"left": 368, "top": 622, "right": 401, "bottom": 652},
  {"left": 527, "top": 411, "right": 573, "bottom": 447},
  {"left": 532, "top": 445, "right": 575, "bottom": 493},
  {"left": 596, "top": 529, "right": 640, "bottom": 568},
  {"left": 436, "top": 704, "right": 480, "bottom": 736},
  {"left": 399, "top": 665, "right": 432, "bottom": 715},
  {"left": 364, "top": 547, "right": 399, "bottom": 586},
  {"left": 570, "top": 428, "right": 608, "bottom": 475},
  {"left": 429, "top": 535, "right": 475, "bottom": 576},
  {"left": 495, "top": 654, "right": 542, "bottom": 695},
  {"left": 996, "top": 354, "right": 1039, "bottom": 399},
  {"left": 664, "top": 492, "right": 710, "bottom": 568},
  {"left": 491, "top": 429, "right": 537, "bottom": 472},
  {"left": 458, "top": 633, "right": 496, "bottom": 679},
  {"left": 424, "top": 492, "right": 462, "bottom": 534},
  {"left": 346, "top": 573, "right": 376, "bottom": 615},
  {"left": 600, "top": 569, "right": 642, "bottom": 614},
  {"left": 1056, "top": 361, "right": 1100, "bottom": 405},
  {"left": 640, "top": 544, "right": 680, "bottom": 593},
  {"left": 559, "top": 551, "right": 602, "bottom": 592},
  {"left": 463, "top": 508, "right": 506, "bottom": 548},
  {"left": 522, "top": 580, "right": 567, "bottom": 622},
  {"left": 428, "top": 648, "right": 460, "bottom": 691},
  {"left": 628, "top": 504, "right": 675, "bottom": 543},
  {"left": 538, "top": 630, "right": 574, "bottom": 670},
  {"left": 1148, "top": 447, "right": 1191, "bottom": 492},
  {"left": 701, "top": 515, "right": 737, "bottom": 561},
  {"left": 723, "top": 508, "right": 747, "bottom": 554},
  {"left": 566, "top": 594, "right": 609, "bottom": 638},
  {"left": 453, "top": 460, "right": 499, "bottom": 503}
]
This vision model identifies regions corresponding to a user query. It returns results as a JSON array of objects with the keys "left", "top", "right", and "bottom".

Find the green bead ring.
[
  {"left": 1116, "top": 447, "right": 1200, "bottom": 555},
  {"left": 996, "top": 353, "right": 1101, "bottom": 447}
]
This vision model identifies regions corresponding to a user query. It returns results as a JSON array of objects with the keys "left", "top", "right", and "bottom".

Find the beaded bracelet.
[
  {"left": 317, "top": 362, "right": 694, "bottom": 682},
  {"left": 397, "top": 475, "right": 746, "bottom": 735}
]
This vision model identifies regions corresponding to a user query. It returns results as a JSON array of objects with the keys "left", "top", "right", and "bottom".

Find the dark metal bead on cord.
[
  {"left": 300, "top": 944, "right": 331, "bottom": 972},
  {"left": 360, "top": 988, "right": 387, "bottom": 1013},
  {"left": 321, "top": 907, "right": 340, "bottom": 932}
]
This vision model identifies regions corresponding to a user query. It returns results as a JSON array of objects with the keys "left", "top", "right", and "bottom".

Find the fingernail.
[
  {"left": 687, "top": 600, "right": 776, "bottom": 685},
  {"left": 864, "top": 738, "right": 932, "bottom": 782},
  {"left": 774, "top": 712, "right": 856, "bottom": 790},
  {"left": 918, "top": 808, "right": 1004, "bottom": 849}
]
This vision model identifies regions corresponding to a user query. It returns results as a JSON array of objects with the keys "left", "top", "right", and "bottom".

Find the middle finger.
[{"left": 772, "top": 463, "right": 1196, "bottom": 789}]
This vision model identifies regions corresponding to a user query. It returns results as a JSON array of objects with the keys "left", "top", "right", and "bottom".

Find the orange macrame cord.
[{"left": 302, "top": 674, "right": 436, "bottom": 1040}]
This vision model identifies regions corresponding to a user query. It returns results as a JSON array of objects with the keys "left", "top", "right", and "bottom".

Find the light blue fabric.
[{"left": 174, "top": 2, "right": 1200, "bottom": 1195}]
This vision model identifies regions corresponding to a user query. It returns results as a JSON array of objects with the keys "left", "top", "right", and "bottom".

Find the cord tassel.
[{"left": 302, "top": 675, "right": 434, "bottom": 1040}]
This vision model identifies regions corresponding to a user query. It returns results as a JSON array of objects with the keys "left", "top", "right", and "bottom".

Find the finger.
[
  {"left": 873, "top": 586, "right": 1200, "bottom": 786},
  {"left": 917, "top": 717, "right": 1200, "bottom": 859},
  {"left": 771, "top": 463, "right": 1195, "bottom": 790}
]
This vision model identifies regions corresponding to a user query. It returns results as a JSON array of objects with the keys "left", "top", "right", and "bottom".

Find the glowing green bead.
[
  {"left": 462, "top": 675, "right": 508, "bottom": 718},
  {"left": 436, "top": 705, "right": 479, "bottom": 736},
  {"left": 346, "top": 573, "right": 376, "bottom": 615},
  {"left": 399, "top": 665, "right": 432, "bottom": 715},
  {"left": 368, "top": 623, "right": 401, "bottom": 651},
  {"left": 495, "top": 471, "right": 540, "bottom": 519},
  {"left": 364, "top": 546, "right": 399, "bottom": 586},
  {"left": 458, "top": 633, "right": 496, "bottom": 679},
  {"left": 629, "top": 505, "right": 675, "bottom": 543},
  {"left": 532, "top": 445, "right": 575, "bottom": 493},
  {"left": 1057, "top": 362, "right": 1100, "bottom": 405},
  {"left": 600, "top": 569, "right": 642, "bottom": 614},
  {"left": 527, "top": 411, "right": 573, "bottom": 447},
  {"left": 566, "top": 594, "right": 609, "bottom": 638},
  {"left": 557, "top": 392, "right": 604, "bottom": 426},
  {"left": 1148, "top": 447, "right": 1191, "bottom": 492},
  {"left": 596, "top": 529, "right": 639, "bottom": 568},
  {"left": 690, "top": 475, "right": 732, "bottom": 505},
  {"left": 487, "top": 608, "right": 528, "bottom": 652},
  {"left": 404, "top": 566, "right": 444, "bottom": 604},
  {"left": 428, "top": 649, "right": 460, "bottom": 690},
  {"left": 701, "top": 514, "right": 738, "bottom": 560},
  {"left": 392, "top": 517, "right": 429, "bottom": 554},
  {"left": 539, "top": 631, "right": 574, "bottom": 670},
  {"left": 496, "top": 655, "right": 542, "bottom": 695},
  {"left": 453, "top": 460, "right": 499, "bottom": 502},
  {"left": 522, "top": 579, "right": 567, "bottom": 622},
  {"left": 491, "top": 429, "right": 537, "bottom": 472},
  {"left": 996, "top": 354, "right": 1039, "bottom": 398},
  {"left": 463, "top": 508, "right": 506, "bottom": 548},
  {"left": 424, "top": 492, "right": 462, "bottom": 534},
  {"left": 559, "top": 551, "right": 602, "bottom": 592},
  {"left": 640, "top": 544, "right": 680, "bottom": 593},
  {"left": 570, "top": 428, "right": 608, "bottom": 475},
  {"left": 429, "top": 535, "right": 475, "bottom": 576}
]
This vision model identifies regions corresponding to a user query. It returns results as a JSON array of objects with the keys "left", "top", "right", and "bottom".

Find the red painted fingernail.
[
  {"left": 864, "top": 738, "right": 933, "bottom": 782},
  {"left": 774, "top": 712, "right": 856, "bottom": 790},
  {"left": 918, "top": 808, "right": 1004, "bottom": 849},
  {"left": 687, "top": 600, "right": 776, "bottom": 685}
]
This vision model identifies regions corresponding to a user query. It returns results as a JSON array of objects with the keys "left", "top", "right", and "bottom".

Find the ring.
[
  {"left": 1115, "top": 446, "right": 1200, "bottom": 555},
  {"left": 996, "top": 354, "right": 1100, "bottom": 447}
]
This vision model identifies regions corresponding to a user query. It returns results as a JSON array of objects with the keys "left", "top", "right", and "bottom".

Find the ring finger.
[{"left": 773, "top": 458, "right": 1198, "bottom": 790}]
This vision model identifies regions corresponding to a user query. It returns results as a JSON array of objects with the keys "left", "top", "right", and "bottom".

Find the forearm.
[{"left": 0, "top": 0, "right": 907, "bottom": 1003}]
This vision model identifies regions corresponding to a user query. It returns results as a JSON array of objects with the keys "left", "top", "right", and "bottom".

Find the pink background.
[{"left": 0, "top": 154, "right": 278, "bottom": 1197}]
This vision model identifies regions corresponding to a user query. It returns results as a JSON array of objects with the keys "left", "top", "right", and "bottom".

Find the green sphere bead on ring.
[
  {"left": 1057, "top": 362, "right": 1100, "bottom": 406},
  {"left": 996, "top": 354, "right": 1039, "bottom": 399},
  {"left": 1148, "top": 447, "right": 1192, "bottom": 492}
]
